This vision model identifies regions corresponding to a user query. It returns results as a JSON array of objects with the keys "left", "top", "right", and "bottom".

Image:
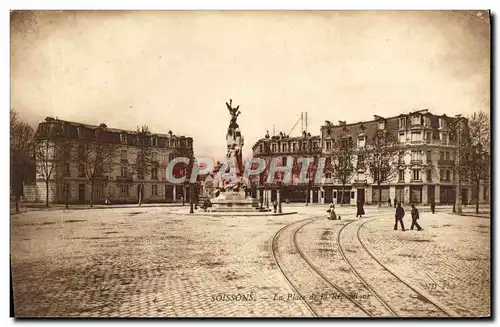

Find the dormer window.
[
  {"left": 399, "top": 117, "right": 407, "bottom": 128},
  {"left": 120, "top": 133, "right": 127, "bottom": 144},
  {"left": 377, "top": 121, "right": 386, "bottom": 130},
  {"left": 259, "top": 144, "right": 263, "bottom": 152},
  {"left": 411, "top": 115, "right": 421, "bottom": 125},
  {"left": 152, "top": 137, "right": 158, "bottom": 147},
  {"left": 271, "top": 143, "right": 277, "bottom": 152},
  {"left": 282, "top": 143, "right": 287, "bottom": 152},
  {"left": 439, "top": 118, "right": 446, "bottom": 128},
  {"left": 77, "top": 127, "right": 83, "bottom": 138},
  {"left": 357, "top": 136, "right": 366, "bottom": 148}
]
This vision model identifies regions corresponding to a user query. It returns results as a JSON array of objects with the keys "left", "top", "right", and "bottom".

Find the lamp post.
[
  {"left": 278, "top": 182, "right": 283, "bottom": 213},
  {"left": 189, "top": 183, "right": 194, "bottom": 214}
]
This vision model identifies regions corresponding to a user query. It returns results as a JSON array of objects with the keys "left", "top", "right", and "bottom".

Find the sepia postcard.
[{"left": 10, "top": 10, "right": 491, "bottom": 318}]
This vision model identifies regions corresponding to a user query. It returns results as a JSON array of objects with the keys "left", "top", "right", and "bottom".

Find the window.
[
  {"left": 412, "top": 169, "right": 421, "bottom": 181},
  {"left": 423, "top": 116, "right": 430, "bottom": 126},
  {"left": 426, "top": 132, "right": 432, "bottom": 143},
  {"left": 271, "top": 144, "right": 277, "bottom": 152},
  {"left": 282, "top": 143, "right": 287, "bottom": 152},
  {"left": 259, "top": 144, "right": 263, "bottom": 152},
  {"left": 411, "top": 131, "right": 422, "bottom": 143},
  {"left": 92, "top": 130, "right": 97, "bottom": 140},
  {"left": 78, "top": 164, "right": 85, "bottom": 177},
  {"left": 120, "top": 185, "right": 129, "bottom": 197},
  {"left": 446, "top": 170, "right": 450, "bottom": 181},
  {"left": 427, "top": 169, "right": 432, "bottom": 182},
  {"left": 326, "top": 173, "right": 332, "bottom": 179},
  {"left": 440, "top": 151, "right": 444, "bottom": 161},
  {"left": 441, "top": 133, "right": 448, "bottom": 145},
  {"left": 439, "top": 118, "right": 446, "bottom": 128},
  {"left": 96, "top": 184, "right": 104, "bottom": 197},
  {"left": 77, "top": 127, "right": 83, "bottom": 138},
  {"left": 78, "top": 144, "right": 86, "bottom": 158},
  {"left": 121, "top": 166, "right": 128, "bottom": 178},
  {"left": 411, "top": 115, "right": 420, "bottom": 125},
  {"left": 151, "top": 168, "right": 158, "bottom": 180},
  {"left": 169, "top": 153, "right": 175, "bottom": 162},
  {"left": 411, "top": 151, "right": 422, "bottom": 162},
  {"left": 326, "top": 141, "right": 332, "bottom": 150},
  {"left": 292, "top": 143, "right": 297, "bottom": 151},
  {"left": 333, "top": 191, "right": 337, "bottom": 198},
  {"left": 313, "top": 142, "right": 318, "bottom": 150},
  {"left": 377, "top": 121, "right": 386, "bottom": 130},
  {"left": 358, "top": 137, "right": 366, "bottom": 147},
  {"left": 351, "top": 191, "right": 355, "bottom": 199},
  {"left": 120, "top": 133, "right": 127, "bottom": 144},
  {"left": 399, "top": 169, "right": 405, "bottom": 182},
  {"left": 445, "top": 152, "right": 450, "bottom": 161},
  {"left": 399, "top": 117, "right": 407, "bottom": 128},
  {"left": 427, "top": 151, "right": 432, "bottom": 164},
  {"left": 152, "top": 152, "right": 158, "bottom": 162},
  {"left": 152, "top": 185, "right": 158, "bottom": 196},
  {"left": 399, "top": 132, "right": 406, "bottom": 143},
  {"left": 64, "top": 163, "right": 70, "bottom": 176},
  {"left": 282, "top": 157, "right": 287, "bottom": 166},
  {"left": 152, "top": 137, "right": 157, "bottom": 147},
  {"left": 357, "top": 154, "right": 365, "bottom": 167},
  {"left": 121, "top": 150, "right": 127, "bottom": 161}
]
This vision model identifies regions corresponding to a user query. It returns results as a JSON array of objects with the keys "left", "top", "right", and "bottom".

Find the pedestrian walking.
[
  {"left": 388, "top": 197, "right": 392, "bottom": 207},
  {"left": 272, "top": 200, "right": 277, "bottom": 213},
  {"left": 410, "top": 204, "right": 423, "bottom": 231},
  {"left": 430, "top": 199, "right": 436, "bottom": 214},
  {"left": 356, "top": 200, "right": 365, "bottom": 218},
  {"left": 394, "top": 202, "right": 406, "bottom": 231},
  {"left": 394, "top": 197, "right": 397, "bottom": 208}
]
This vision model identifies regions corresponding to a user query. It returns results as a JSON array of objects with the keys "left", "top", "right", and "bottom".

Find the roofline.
[
  {"left": 321, "top": 110, "right": 456, "bottom": 129},
  {"left": 41, "top": 117, "right": 192, "bottom": 139}
]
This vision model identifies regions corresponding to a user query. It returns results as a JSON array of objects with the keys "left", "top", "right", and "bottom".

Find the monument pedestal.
[{"left": 210, "top": 190, "right": 261, "bottom": 212}]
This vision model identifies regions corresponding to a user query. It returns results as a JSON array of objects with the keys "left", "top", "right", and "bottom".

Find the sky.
[{"left": 10, "top": 10, "right": 490, "bottom": 160}]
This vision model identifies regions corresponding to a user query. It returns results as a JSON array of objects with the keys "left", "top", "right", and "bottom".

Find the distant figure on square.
[
  {"left": 430, "top": 199, "right": 436, "bottom": 214},
  {"left": 388, "top": 197, "right": 391, "bottom": 207},
  {"left": 327, "top": 203, "right": 338, "bottom": 220},
  {"left": 356, "top": 200, "right": 365, "bottom": 218},
  {"left": 394, "top": 202, "right": 406, "bottom": 231},
  {"left": 410, "top": 204, "right": 423, "bottom": 231}
]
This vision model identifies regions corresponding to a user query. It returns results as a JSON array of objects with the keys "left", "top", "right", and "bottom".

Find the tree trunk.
[
  {"left": 90, "top": 181, "right": 95, "bottom": 207},
  {"left": 45, "top": 180, "right": 49, "bottom": 207},
  {"left": 15, "top": 194, "right": 20, "bottom": 213},
  {"left": 138, "top": 184, "right": 143, "bottom": 207},
  {"left": 378, "top": 182, "right": 382, "bottom": 207},
  {"left": 340, "top": 184, "right": 345, "bottom": 207},
  {"left": 476, "top": 180, "right": 480, "bottom": 214}
]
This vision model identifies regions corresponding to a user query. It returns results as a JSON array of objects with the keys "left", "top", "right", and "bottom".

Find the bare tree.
[
  {"left": 76, "top": 129, "right": 118, "bottom": 207},
  {"left": 462, "top": 111, "right": 490, "bottom": 213},
  {"left": 131, "top": 125, "right": 153, "bottom": 206},
  {"left": 34, "top": 122, "right": 71, "bottom": 207},
  {"left": 363, "top": 130, "right": 401, "bottom": 207},
  {"left": 10, "top": 109, "right": 35, "bottom": 212},
  {"left": 331, "top": 136, "right": 355, "bottom": 206}
]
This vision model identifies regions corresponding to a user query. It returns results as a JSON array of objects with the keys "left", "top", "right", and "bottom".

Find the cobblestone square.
[{"left": 10, "top": 205, "right": 490, "bottom": 317}]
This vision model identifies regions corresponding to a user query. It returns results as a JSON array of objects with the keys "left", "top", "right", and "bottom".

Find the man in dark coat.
[
  {"left": 394, "top": 202, "right": 406, "bottom": 231},
  {"left": 356, "top": 200, "right": 365, "bottom": 218},
  {"left": 388, "top": 197, "right": 392, "bottom": 207},
  {"left": 394, "top": 197, "right": 397, "bottom": 208},
  {"left": 410, "top": 204, "right": 423, "bottom": 231},
  {"left": 430, "top": 199, "right": 436, "bottom": 214}
]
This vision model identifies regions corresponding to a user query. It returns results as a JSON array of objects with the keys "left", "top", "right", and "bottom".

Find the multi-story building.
[
  {"left": 24, "top": 117, "right": 195, "bottom": 204},
  {"left": 252, "top": 109, "right": 489, "bottom": 205},
  {"left": 251, "top": 130, "right": 322, "bottom": 203}
]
